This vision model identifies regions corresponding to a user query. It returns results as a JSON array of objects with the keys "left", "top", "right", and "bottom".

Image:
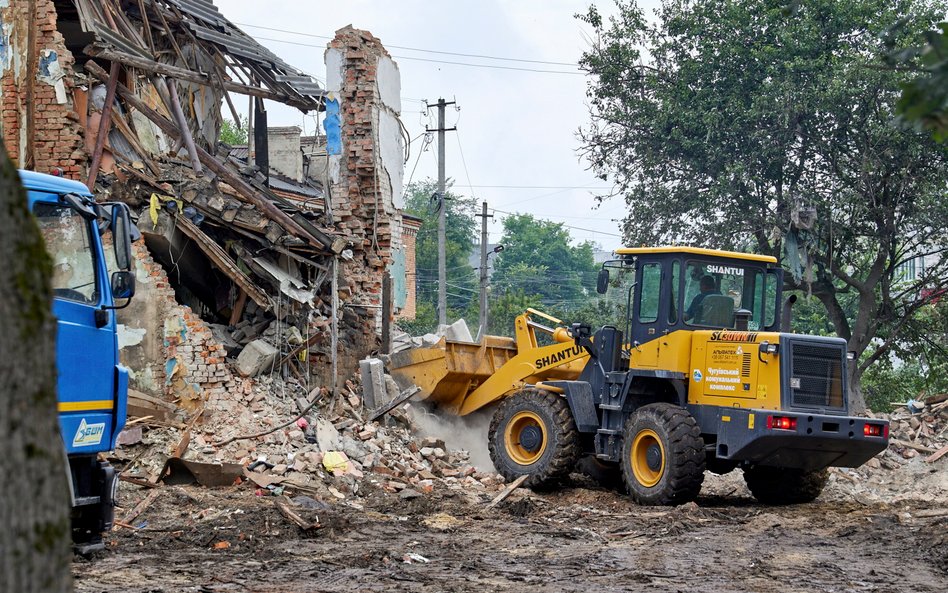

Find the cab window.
[
  {"left": 638, "top": 263, "right": 661, "bottom": 323},
  {"left": 33, "top": 202, "right": 99, "bottom": 304},
  {"left": 668, "top": 260, "right": 680, "bottom": 324},
  {"left": 684, "top": 261, "right": 741, "bottom": 327}
]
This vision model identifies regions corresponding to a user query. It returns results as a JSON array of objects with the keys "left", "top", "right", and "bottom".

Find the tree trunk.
[{"left": 0, "top": 143, "right": 73, "bottom": 590}]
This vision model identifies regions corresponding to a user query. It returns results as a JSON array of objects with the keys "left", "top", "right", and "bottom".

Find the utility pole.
[
  {"left": 426, "top": 98, "right": 456, "bottom": 326},
  {"left": 477, "top": 201, "right": 493, "bottom": 340}
]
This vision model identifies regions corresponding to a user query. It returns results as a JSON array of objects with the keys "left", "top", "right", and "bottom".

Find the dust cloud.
[{"left": 408, "top": 404, "right": 497, "bottom": 472}]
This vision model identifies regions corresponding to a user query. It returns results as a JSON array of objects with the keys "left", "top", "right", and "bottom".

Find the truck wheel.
[
  {"left": 488, "top": 388, "right": 580, "bottom": 490},
  {"left": 621, "top": 403, "right": 705, "bottom": 505},
  {"left": 743, "top": 466, "right": 829, "bottom": 505}
]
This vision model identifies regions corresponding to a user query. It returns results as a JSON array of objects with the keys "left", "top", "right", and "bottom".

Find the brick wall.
[
  {"left": 0, "top": 0, "right": 85, "bottom": 178},
  {"left": 119, "top": 242, "right": 238, "bottom": 414},
  {"left": 324, "top": 27, "right": 401, "bottom": 375}
]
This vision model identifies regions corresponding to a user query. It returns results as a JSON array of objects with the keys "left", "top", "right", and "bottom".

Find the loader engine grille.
[{"left": 786, "top": 341, "right": 846, "bottom": 411}]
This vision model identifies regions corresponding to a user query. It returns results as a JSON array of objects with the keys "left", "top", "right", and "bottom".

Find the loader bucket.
[
  {"left": 388, "top": 310, "right": 589, "bottom": 416},
  {"left": 388, "top": 335, "right": 519, "bottom": 414}
]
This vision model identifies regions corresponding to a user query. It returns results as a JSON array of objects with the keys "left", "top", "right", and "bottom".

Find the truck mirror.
[
  {"left": 112, "top": 204, "right": 133, "bottom": 271},
  {"left": 110, "top": 270, "right": 135, "bottom": 300},
  {"left": 62, "top": 193, "right": 97, "bottom": 221},
  {"left": 596, "top": 268, "right": 610, "bottom": 294}
]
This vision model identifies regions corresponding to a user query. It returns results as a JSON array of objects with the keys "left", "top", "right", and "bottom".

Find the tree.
[
  {"left": 403, "top": 179, "right": 478, "bottom": 328},
  {"left": 220, "top": 116, "right": 249, "bottom": 145},
  {"left": 890, "top": 21, "right": 948, "bottom": 141},
  {"left": 0, "top": 143, "right": 72, "bottom": 589},
  {"left": 579, "top": 0, "right": 948, "bottom": 411},
  {"left": 492, "top": 213, "right": 599, "bottom": 310}
]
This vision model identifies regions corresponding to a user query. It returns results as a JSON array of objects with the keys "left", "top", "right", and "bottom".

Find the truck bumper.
[{"left": 691, "top": 406, "right": 889, "bottom": 472}]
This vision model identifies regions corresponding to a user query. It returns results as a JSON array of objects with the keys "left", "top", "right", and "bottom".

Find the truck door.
[{"left": 31, "top": 195, "right": 118, "bottom": 455}]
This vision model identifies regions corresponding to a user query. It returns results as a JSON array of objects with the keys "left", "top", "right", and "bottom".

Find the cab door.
[
  {"left": 630, "top": 260, "right": 664, "bottom": 367},
  {"left": 30, "top": 194, "right": 117, "bottom": 455}
]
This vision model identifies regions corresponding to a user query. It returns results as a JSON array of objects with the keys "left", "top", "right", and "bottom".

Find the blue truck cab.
[{"left": 19, "top": 170, "right": 136, "bottom": 554}]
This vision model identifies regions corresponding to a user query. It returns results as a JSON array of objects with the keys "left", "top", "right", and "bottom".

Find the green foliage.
[
  {"left": 862, "top": 357, "right": 948, "bottom": 413},
  {"left": 404, "top": 179, "right": 478, "bottom": 314},
  {"left": 486, "top": 290, "right": 543, "bottom": 337},
  {"left": 492, "top": 213, "right": 598, "bottom": 307},
  {"left": 578, "top": 0, "right": 948, "bottom": 400},
  {"left": 888, "top": 22, "right": 948, "bottom": 141},
  {"left": 220, "top": 116, "right": 249, "bottom": 145}
]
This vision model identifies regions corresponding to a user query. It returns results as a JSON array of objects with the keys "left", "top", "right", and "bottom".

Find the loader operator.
[{"left": 684, "top": 275, "right": 719, "bottom": 322}]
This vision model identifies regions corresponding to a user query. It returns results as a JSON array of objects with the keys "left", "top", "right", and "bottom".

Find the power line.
[
  {"left": 454, "top": 129, "right": 477, "bottom": 201},
  {"left": 491, "top": 207, "right": 622, "bottom": 238},
  {"left": 236, "top": 22, "right": 579, "bottom": 67},
  {"left": 457, "top": 184, "right": 611, "bottom": 190},
  {"left": 252, "top": 36, "right": 583, "bottom": 75}
]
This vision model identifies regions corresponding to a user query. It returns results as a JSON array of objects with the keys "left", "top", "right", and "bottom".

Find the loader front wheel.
[
  {"left": 621, "top": 403, "right": 705, "bottom": 505},
  {"left": 743, "top": 466, "right": 829, "bottom": 505},
  {"left": 488, "top": 389, "right": 580, "bottom": 490}
]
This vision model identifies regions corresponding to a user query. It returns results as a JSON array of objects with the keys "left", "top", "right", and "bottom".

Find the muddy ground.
[{"left": 73, "top": 472, "right": 947, "bottom": 593}]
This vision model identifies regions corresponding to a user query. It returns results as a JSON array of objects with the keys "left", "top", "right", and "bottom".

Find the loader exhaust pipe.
[{"left": 781, "top": 294, "right": 797, "bottom": 333}]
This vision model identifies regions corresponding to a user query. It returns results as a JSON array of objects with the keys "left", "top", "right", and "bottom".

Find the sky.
[{"left": 214, "top": 0, "right": 662, "bottom": 252}]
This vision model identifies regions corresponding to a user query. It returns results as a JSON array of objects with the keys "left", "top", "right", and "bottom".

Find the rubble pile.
[
  {"left": 825, "top": 394, "right": 948, "bottom": 504},
  {"left": 116, "top": 370, "right": 508, "bottom": 506}
]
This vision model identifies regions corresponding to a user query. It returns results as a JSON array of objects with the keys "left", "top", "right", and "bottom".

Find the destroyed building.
[{"left": 0, "top": 0, "right": 417, "bottom": 407}]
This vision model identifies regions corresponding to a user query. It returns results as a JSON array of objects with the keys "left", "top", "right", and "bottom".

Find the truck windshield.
[
  {"left": 683, "top": 261, "right": 777, "bottom": 330},
  {"left": 33, "top": 202, "right": 99, "bottom": 304}
]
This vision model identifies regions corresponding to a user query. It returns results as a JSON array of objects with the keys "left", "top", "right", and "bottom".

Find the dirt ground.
[{"left": 73, "top": 472, "right": 948, "bottom": 593}]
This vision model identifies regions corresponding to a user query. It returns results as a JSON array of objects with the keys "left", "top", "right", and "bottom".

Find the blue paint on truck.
[{"left": 19, "top": 169, "right": 136, "bottom": 554}]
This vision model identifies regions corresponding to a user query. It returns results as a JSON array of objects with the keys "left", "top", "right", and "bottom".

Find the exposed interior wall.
[
  {"left": 268, "top": 125, "right": 303, "bottom": 181},
  {"left": 324, "top": 26, "right": 408, "bottom": 371},
  {"left": 397, "top": 218, "right": 420, "bottom": 319},
  {"left": 0, "top": 0, "right": 85, "bottom": 177},
  {"left": 118, "top": 241, "right": 236, "bottom": 412}
]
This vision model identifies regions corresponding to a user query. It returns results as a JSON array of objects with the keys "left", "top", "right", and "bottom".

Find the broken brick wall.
[
  {"left": 118, "top": 241, "right": 237, "bottom": 413},
  {"left": 324, "top": 26, "right": 407, "bottom": 376},
  {"left": 0, "top": 0, "right": 85, "bottom": 177}
]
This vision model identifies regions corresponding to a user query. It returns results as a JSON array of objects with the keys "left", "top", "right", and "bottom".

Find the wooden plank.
[
  {"left": 164, "top": 79, "right": 202, "bottom": 174},
  {"left": 382, "top": 273, "right": 392, "bottom": 354},
  {"left": 368, "top": 387, "right": 420, "bottom": 422},
  {"left": 87, "top": 62, "right": 121, "bottom": 190},
  {"left": 115, "top": 488, "right": 162, "bottom": 530},
  {"left": 229, "top": 289, "right": 248, "bottom": 326},
  {"left": 86, "top": 60, "right": 331, "bottom": 253},
  {"left": 486, "top": 474, "right": 529, "bottom": 509},
  {"left": 891, "top": 438, "right": 937, "bottom": 454},
  {"left": 174, "top": 215, "right": 271, "bottom": 310},
  {"left": 88, "top": 47, "right": 316, "bottom": 109},
  {"left": 926, "top": 443, "right": 948, "bottom": 463}
]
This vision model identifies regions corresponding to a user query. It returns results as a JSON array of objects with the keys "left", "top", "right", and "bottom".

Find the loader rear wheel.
[
  {"left": 621, "top": 403, "right": 705, "bottom": 505},
  {"left": 743, "top": 466, "right": 829, "bottom": 505},
  {"left": 488, "top": 389, "right": 580, "bottom": 490}
]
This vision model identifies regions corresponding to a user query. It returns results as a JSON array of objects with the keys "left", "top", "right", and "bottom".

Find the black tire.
[
  {"left": 488, "top": 388, "right": 581, "bottom": 490},
  {"left": 743, "top": 466, "right": 829, "bottom": 505},
  {"left": 621, "top": 403, "right": 705, "bottom": 505}
]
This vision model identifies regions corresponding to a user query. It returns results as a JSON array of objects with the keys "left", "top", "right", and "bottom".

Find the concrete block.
[
  {"left": 437, "top": 318, "right": 474, "bottom": 343},
  {"left": 314, "top": 417, "right": 341, "bottom": 453},
  {"left": 235, "top": 339, "right": 278, "bottom": 377},
  {"left": 359, "top": 357, "right": 386, "bottom": 409}
]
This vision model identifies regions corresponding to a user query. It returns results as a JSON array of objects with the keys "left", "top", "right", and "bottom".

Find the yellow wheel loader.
[{"left": 389, "top": 247, "right": 889, "bottom": 505}]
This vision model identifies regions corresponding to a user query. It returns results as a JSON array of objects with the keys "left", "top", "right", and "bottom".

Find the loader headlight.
[{"left": 758, "top": 341, "right": 778, "bottom": 355}]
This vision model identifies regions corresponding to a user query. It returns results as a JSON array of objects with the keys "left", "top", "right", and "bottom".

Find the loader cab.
[{"left": 598, "top": 247, "right": 783, "bottom": 351}]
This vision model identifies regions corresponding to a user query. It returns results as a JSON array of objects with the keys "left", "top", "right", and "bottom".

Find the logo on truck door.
[{"left": 72, "top": 418, "right": 105, "bottom": 447}]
